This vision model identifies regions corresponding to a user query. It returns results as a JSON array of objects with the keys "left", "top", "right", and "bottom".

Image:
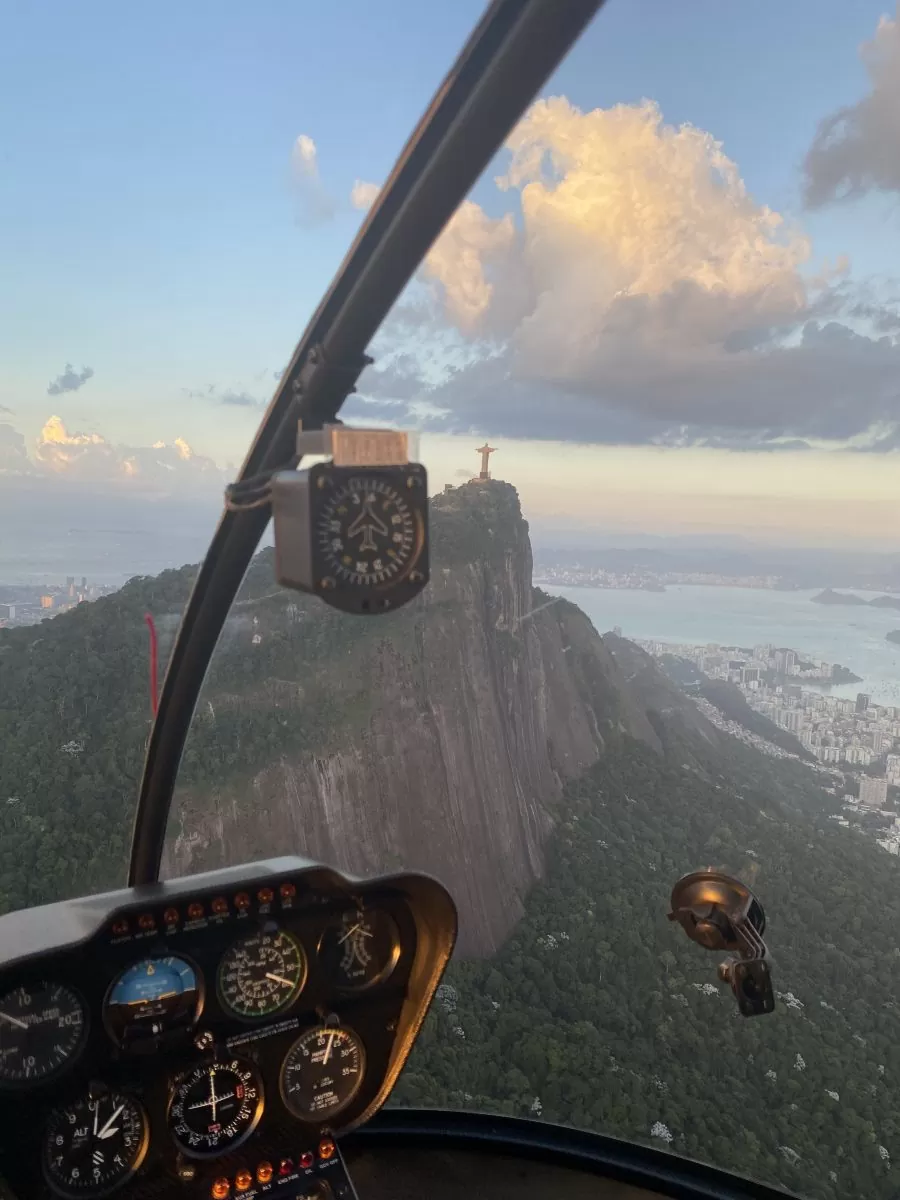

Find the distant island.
[
  {"left": 812, "top": 588, "right": 900, "bottom": 610},
  {"left": 888, "top": 631, "right": 900, "bottom": 645},
  {"left": 832, "top": 664, "right": 864, "bottom": 683}
]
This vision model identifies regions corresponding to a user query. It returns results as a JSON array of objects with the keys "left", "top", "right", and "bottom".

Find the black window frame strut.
[{"left": 129, "top": 0, "right": 606, "bottom": 886}]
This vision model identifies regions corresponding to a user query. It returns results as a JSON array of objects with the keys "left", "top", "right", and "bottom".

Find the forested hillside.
[
  {"left": 394, "top": 734, "right": 900, "bottom": 1200},
  {"left": 0, "top": 481, "right": 666, "bottom": 949},
  {"left": 4, "top": 478, "right": 900, "bottom": 1200}
]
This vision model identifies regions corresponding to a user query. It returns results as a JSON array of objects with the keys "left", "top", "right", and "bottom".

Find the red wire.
[{"left": 144, "top": 613, "right": 159, "bottom": 717}]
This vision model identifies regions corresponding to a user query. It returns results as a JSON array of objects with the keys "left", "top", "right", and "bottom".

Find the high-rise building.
[
  {"left": 859, "top": 776, "right": 888, "bottom": 808},
  {"left": 40, "top": 595, "right": 54, "bottom": 609},
  {"left": 781, "top": 710, "right": 805, "bottom": 733},
  {"left": 857, "top": 693, "right": 871, "bottom": 713},
  {"left": 873, "top": 730, "right": 886, "bottom": 754}
]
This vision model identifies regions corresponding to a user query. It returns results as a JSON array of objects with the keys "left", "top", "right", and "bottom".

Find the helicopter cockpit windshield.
[{"left": 3, "top": 2, "right": 900, "bottom": 1199}]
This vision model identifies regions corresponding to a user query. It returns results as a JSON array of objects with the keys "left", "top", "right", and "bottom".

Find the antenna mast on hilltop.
[{"left": 476, "top": 442, "right": 496, "bottom": 480}]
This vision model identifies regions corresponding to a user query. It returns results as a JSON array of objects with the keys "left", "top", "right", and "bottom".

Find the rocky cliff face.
[{"left": 164, "top": 481, "right": 690, "bottom": 953}]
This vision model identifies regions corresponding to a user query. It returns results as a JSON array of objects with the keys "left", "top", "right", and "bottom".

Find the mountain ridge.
[{"left": 0, "top": 480, "right": 719, "bottom": 953}]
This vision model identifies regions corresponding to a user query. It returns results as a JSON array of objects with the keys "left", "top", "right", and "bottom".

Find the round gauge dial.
[
  {"left": 168, "top": 1059, "right": 264, "bottom": 1158},
  {"left": 217, "top": 928, "right": 306, "bottom": 1020},
  {"left": 280, "top": 1026, "right": 365, "bottom": 1121},
  {"left": 0, "top": 982, "right": 86, "bottom": 1085},
  {"left": 43, "top": 1091, "right": 148, "bottom": 1198},
  {"left": 104, "top": 956, "right": 201, "bottom": 1046},
  {"left": 318, "top": 907, "right": 401, "bottom": 991},
  {"left": 316, "top": 475, "right": 423, "bottom": 588}
]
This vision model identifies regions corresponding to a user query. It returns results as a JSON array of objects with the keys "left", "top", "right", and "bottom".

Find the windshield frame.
[{"left": 127, "top": 0, "right": 607, "bottom": 887}]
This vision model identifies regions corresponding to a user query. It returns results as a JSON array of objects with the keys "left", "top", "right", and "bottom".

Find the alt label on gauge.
[
  {"left": 280, "top": 1026, "right": 365, "bottom": 1121},
  {"left": 0, "top": 982, "right": 86, "bottom": 1085},
  {"left": 43, "top": 1091, "right": 149, "bottom": 1197}
]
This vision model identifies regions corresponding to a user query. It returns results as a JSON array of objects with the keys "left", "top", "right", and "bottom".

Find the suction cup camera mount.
[{"left": 668, "top": 871, "right": 775, "bottom": 1017}]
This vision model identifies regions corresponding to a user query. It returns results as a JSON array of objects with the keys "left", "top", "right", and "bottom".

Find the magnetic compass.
[
  {"left": 316, "top": 474, "right": 421, "bottom": 588},
  {"left": 272, "top": 461, "right": 429, "bottom": 615}
]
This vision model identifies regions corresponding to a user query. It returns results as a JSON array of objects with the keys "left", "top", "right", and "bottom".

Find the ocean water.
[{"left": 545, "top": 584, "right": 900, "bottom": 707}]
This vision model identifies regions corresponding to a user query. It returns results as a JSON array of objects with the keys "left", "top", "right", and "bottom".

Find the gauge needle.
[
  {"left": 189, "top": 1092, "right": 233, "bottom": 1113},
  {"left": 97, "top": 1104, "right": 124, "bottom": 1140},
  {"left": 338, "top": 924, "right": 372, "bottom": 944},
  {"left": 265, "top": 972, "right": 295, "bottom": 987},
  {"left": 323, "top": 1032, "right": 336, "bottom": 1064},
  {"left": 0, "top": 1011, "right": 28, "bottom": 1030},
  {"left": 92, "top": 1101, "right": 98, "bottom": 1137}
]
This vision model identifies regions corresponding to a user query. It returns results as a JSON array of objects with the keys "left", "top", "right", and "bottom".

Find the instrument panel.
[{"left": 0, "top": 856, "right": 456, "bottom": 1200}]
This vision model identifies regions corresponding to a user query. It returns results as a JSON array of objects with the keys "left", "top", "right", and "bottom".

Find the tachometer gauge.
[
  {"left": 43, "top": 1091, "right": 149, "bottom": 1198},
  {"left": 217, "top": 928, "right": 306, "bottom": 1020},
  {"left": 104, "top": 956, "right": 201, "bottom": 1046},
  {"left": 0, "top": 982, "right": 86, "bottom": 1085},
  {"left": 168, "top": 1059, "right": 263, "bottom": 1158},
  {"left": 318, "top": 907, "right": 401, "bottom": 990},
  {"left": 279, "top": 1026, "right": 365, "bottom": 1121}
]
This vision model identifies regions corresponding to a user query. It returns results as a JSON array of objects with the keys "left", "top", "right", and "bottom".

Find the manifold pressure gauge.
[{"left": 272, "top": 427, "right": 429, "bottom": 616}]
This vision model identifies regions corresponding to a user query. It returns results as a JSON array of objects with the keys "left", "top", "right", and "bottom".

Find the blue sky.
[{"left": 2, "top": 0, "right": 900, "bottom": 564}]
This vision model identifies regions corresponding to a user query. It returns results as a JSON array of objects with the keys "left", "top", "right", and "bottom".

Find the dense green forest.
[
  {"left": 393, "top": 735, "right": 900, "bottom": 1200},
  {"left": 0, "top": 480, "right": 529, "bottom": 912},
  {"left": 3, "top": 480, "right": 899, "bottom": 1199}
]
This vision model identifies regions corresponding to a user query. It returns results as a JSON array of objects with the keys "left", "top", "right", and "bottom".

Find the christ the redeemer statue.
[{"left": 476, "top": 443, "right": 496, "bottom": 480}]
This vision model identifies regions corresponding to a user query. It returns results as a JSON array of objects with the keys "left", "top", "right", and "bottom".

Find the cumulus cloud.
[
  {"left": 9, "top": 415, "right": 225, "bottom": 489},
  {"left": 290, "top": 133, "right": 336, "bottom": 224},
  {"left": 422, "top": 200, "right": 518, "bottom": 334},
  {"left": 357, "top": 95, "right": 900, "bottom": 449},
  {"left": 0, "top": 418, "right": 231, "bottom": 579},
  {"left": 47, "top": 363, "right": 95, "bottom": 396},
  {"left": 804, "top": 7, "right": 900, "bottom": 206},
  {"left": 350, "top": 179, "right": 381, "bottom": 211}
]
